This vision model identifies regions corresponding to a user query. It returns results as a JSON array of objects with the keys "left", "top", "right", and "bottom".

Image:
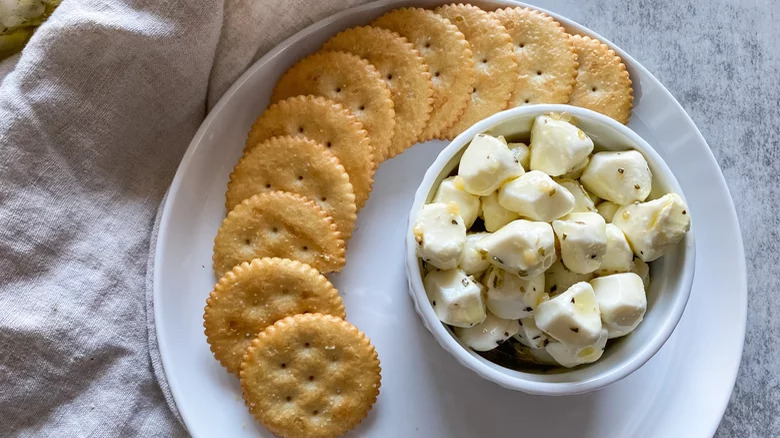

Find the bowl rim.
[{"left": 405, "top": 103, "right": 696, "bottom": 396}]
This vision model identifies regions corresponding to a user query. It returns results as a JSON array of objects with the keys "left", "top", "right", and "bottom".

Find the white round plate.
[{"left": 153, "top": 1, "right": 746, "bottom": 437}]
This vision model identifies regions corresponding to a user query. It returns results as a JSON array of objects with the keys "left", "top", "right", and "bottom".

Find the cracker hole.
[
  {"left": 280, "top": 363, "right": 286, "bottom": 369},
  {"left": 302, "top": 246, "right": 308, "bottom": 251},
  {"left": 272, "top": 227, "right": 278, "bottom": 233},
  {"left": 424, "top": 42, "right": 430, "bottom": 48},
  {"left": 481, "top": 58, "right": 488, "bottom": 64},
  {"left": 591, "top": 86, "right": 598, "bottom": 92},
  {"left": 326, "top": 141, "right": 332, "bottom": 147},
  {"left": 519, "top": 43, "right": 525, "bottom": 48},
  {"left": 312, "top": 410, "right": 319, "bottom": 415},
  {"left": 305, "top": 342, "right": 310, "bottom": 347},
  {"left": 537, "top": 70, "right": 542, "bottom": 75},
  {"left": 524, "top": 99, "right": 530, "bottom": 104},
  {"left": 244, "top": 239, "right": 251, "bottom": 245},
  {"left": 335, "top": 87, "right": 342, "bottom": 93},
  {"left": 297, "top": 175, "right": 303, "bottom": 181},
  {"left": 386, "top": 73, "right": 393, "bottom": 80},
  {"left": 321, "top": 197, "right": 327, "bottom": 202},
  {"left": 434, "top": 71, "right": 440, "bottom": 77},
  {"left": 297, "top": 126, "right": 304, "bottom": 133},
  {"left": 265, "top": 183, "right": 271, "bottom": 189},
  {"left": 286, "top": 396, "right": 292, "bottom": 401},
  {"left": 359, "top": 105, "right": 365, "bottom": 111},
  {"left": 308, "top": 375, "right": 314, "bottom": 381}
]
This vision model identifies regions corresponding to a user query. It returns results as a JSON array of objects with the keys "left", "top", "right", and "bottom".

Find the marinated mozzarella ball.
[
  {"left": 529, "top": 115, "right": 594, "bottom": 176},
  {"left": 514, "top": 316, "right": 551, "bottom": 349},
  {"left": 557, "top": 179, "right": 597, "bottom": 212},
  {"left": 458, "top": 134, "right": 524, "bottom": 196},
  {"left": 480, "top": 192, "right": 519, "bottom": 232},
  {"left": 596, "top": 224, "right": 634, "bottom": 275},
  {"left": 433, "top": 176, "right": 480, "bottom": 228},
  {"left": 508, "top": 142, "right": 530, "bottom": 169},
  {"left": 413, "top": 202, "right": 466, "bottom": 269},
  {"left": 545, "top": 260, "right": 594, "bottom": 296},
  {"left": 590, "top": 273, "right": 647, "bottom": 338},
  {"left": 552, "top": 212, "right": 608, "bottom": 274},
  {"left": 423, "top": 269, "right": 486, "bottom": 328},
  {"left": 596, "top": 200, "right": 620, "bottom": 222},
  {"left": 459, "top": 232, "right": 491, "bottom": 276},
  {"left": 476, "top": 220, "right": 556, "bottom": 277},
  {"left": 631, "top": 257, "right": 651, "bottom": 287},
  {"left": 535, "top": 282, "right": 602, "bottom": 347},
  {"left": 545, "top": 328, "right": 608, "bottom": 368},
  {"left": 454, "top": 311, "right": 520, "bottom": 351},
  {"left": 483, "top": 266, "right": 547, "bottom": 319},
  {"left": 580, "top": 151, "right": 652, "bottom": 205},
  {"left": 497, "top": 171, "right": 575, "bottom": 222},
  {"left": 612, "top": 193, "right": 691, "bottom": 262}
]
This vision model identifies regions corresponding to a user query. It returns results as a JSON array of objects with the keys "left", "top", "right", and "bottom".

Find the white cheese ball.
[
  {"left": 514, "top": 316, "right": 551, "bottom": 349},
  {"left": 557, "top": 179, "right": 597, "bottom": 213},
  {"left": 590, "top": 273, "right": 647, "bottom": 339},
  {"left": 454, "top": 311, "right": 520, "bottom": 351},
  {"left": 529, "top": 115, "right": 594, "bottom": 176},
  {"left": 433, "top": 176, "right": 480, "bottom": 228},
  {"left": 612, "top": 193, "right": 691, "bottom": 261},
  {"left": 545, "top": 260, "right": 594, "bottom": 296},
  {"left": 596, "top": 200, "right": 620, "bottom": 222},
  {"left": 413, "top": 202, "right": 466, "bottom": 269},
  {"left": 596, "top": 224, "right": 634, "bottom": 275},
  {"left": 497, "top": 171, "right": 575, "bottom": 222},
  {"left": 423, "top": 269, "right": 486, "bottom": 328},
  {"left": 476, "top": 219, "right": 556, "bottom": 277},
  {"left": 535, "top": 282, "right": 603, "bottom": 347},
  {"left": 459, "top": 232, "right": 492, "bottom": 276},
  {"left": 552, "top": 212, "right": 608, "bottom": 274},
  {"left": 508, "top": 142, "right": 530, "bottom": 169},
  {"left": 580, "top": 150, "right": 652, "bottom": 205},
  {"left": 458, "top": 134, "right": 524, "bottom": 196},
  {"left": 483, "top": 266, "right": 547, "bottom": 319},
  {"left": 545, "top": 328, "right": 608, "bottom": 368},
  {"left": 479, "top": 191, "right": 519, "bottom": 232}
]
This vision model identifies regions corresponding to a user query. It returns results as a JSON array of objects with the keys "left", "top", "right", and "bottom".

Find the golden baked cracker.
[
  {"left": 204, "top": 258, "right": 345, "bottom": 375},
  {"left": 213, "top": 191, "right": 345, "bottom": 277},
  {"left": 568, "top": 34, "right": 633, "bottom": 124},
  {"left": 240, "top": 313, "right": 381, "bottom": 438},
  {"left": 271, "top": 51, "right": 395, "bottom": 164},
  {"left": 323, "top": 26, "right": 433, "bottom": 158},
  {"left": 435, "top": 4, "right": 518, "bottom": 139},
  {"left": 372, "top": 8, "right": 475, "bottom": 140},
  {"left": 492, "top": 7, "right": 578, "bottom": 106},
  {"left": 226, "top": 136, "right": 357, "bottom": 241},
  {"left": 245, "top": 96, "right": 374, "bottom": 210}
]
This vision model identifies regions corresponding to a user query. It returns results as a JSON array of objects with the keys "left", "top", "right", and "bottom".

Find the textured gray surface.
[{"left": 549, "top": 0, "right": 778, "bottom": 436}]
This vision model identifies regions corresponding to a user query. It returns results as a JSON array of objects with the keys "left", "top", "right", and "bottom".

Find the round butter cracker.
[
  {"left": 323, "top": 26, "right": 433, "bottom": 158},
  {"left": 492, "top": 7, "right": 578, "bottom": 106},
  {"left": 227, "top": 135, "right": 357, "bottom": 241},
  {"left": 204, "top": 258, "right": 345, "bottom": 375},
  {"left": 213, "top": 191, "right": 346, "bottom": 277},
  {"left": 271, "top": 51, "right": 395, "bottom": 165},
  {"left": 240, "top": 313, "right": 381, "bottom": 438},
  {"left": 435, "top": 4, "right": 517, "bottom": 139},
  {"left": 245, "top": 96, "right": 374, "bottom": 210},
  {"left": 372, "top": 7, "right": 475, "bottom": 141},
  {"left": 568, "top": 34, "right": 633, "bottom": 124}
]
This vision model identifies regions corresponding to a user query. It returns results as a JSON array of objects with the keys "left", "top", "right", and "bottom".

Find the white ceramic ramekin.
[{"left": 405, "top": 104, "right": 695, "bottom": 395}]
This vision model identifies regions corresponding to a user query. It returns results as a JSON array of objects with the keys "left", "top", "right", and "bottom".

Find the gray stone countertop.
[{"left": 544, "top": 0, "right": 778, "bottom": 436}]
